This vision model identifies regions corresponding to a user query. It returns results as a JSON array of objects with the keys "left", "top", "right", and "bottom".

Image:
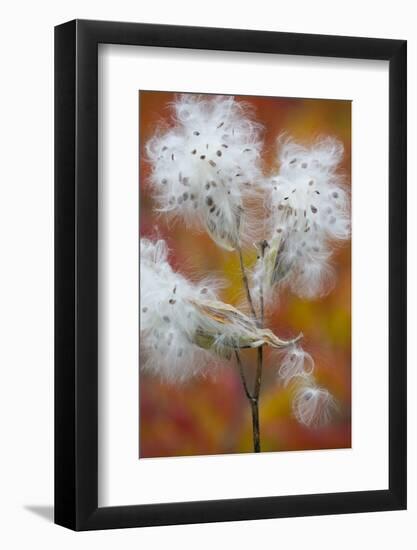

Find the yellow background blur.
[{"left": 139, "top": 91, "right": 351, "bottom": 458}]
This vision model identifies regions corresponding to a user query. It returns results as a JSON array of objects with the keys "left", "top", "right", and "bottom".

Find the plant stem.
[
  {"left": 236, "top": 243, "right": 265, "bottom": 453},
  {"left": 235, "top": 350, "right": 261, "bottom": 453},
  {"left": 250, "top": 398, "right": 261, "bottom": 453},
  {"left": 234, "top": 350, "right": 252, "bottom": 401},
  {"left": 254, "top": 241, "right": 267, "bottom": 402},
  {"left": 258, "top": 240, "right": 268, "bottom": 326},
  {"left": 237, "top": 245, "right": 258, "bottom": 321}
]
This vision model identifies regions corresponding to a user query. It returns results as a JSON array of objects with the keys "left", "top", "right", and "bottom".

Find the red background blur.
[{"left": 139, "top": 91, "right": 351, "bottom": 458}]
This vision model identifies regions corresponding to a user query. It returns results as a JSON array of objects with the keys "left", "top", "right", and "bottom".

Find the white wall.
[{"left": 0, "top": 1, "right": 415, "bottom": 548}]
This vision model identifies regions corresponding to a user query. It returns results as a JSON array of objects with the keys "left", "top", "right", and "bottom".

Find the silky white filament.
[
  {"left": 292, "top": 385, "right": 337, "bottom": 428},
  {"left": 278, "top": 344, "right": 314, "bottom": 387},
  {"left": 146, "top": 94, "right": 263, "bottom": 251}
]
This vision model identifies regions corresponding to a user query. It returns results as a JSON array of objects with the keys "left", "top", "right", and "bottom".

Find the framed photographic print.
[{"left": 55, "top": 20, "right": 407, "bottom": 530}]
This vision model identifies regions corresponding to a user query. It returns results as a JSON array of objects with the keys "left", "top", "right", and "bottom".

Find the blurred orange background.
[{"left": 139, "top": 91, "right": 351, "bottom": 458}]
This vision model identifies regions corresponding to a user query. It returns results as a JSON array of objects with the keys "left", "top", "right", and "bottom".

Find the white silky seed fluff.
[
  {"left": 146, "top": 94, "right": 263, "bottom": 251},
  {"left": 292, "top": 385, "right": 337, "bottom": 428},
  {"left": 254, "top": 137, "right": 350, "bottom": 299},
  {"left": 140, "top": 238, "right": 219, "bottom": 382},
  {"left": 277, "top": 344, "right": 315, "bottom": 387}
]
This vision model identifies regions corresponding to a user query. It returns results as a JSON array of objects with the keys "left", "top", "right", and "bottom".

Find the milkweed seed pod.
[
  {"left": 146, "top": 95, "right": 263, "bottom": 251},
  {"left": 253, "top": 137, "right": 350, "bottom": 300},
  {"left": 140, "top": 238, "right": 301, "bottom": 382}
]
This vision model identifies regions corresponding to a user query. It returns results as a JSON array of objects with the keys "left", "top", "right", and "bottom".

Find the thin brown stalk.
[
  {"left": 250, "top": 399, "right": 261, "bottom": 453},
  {"left": 235, "top": 350, "right": 260, "bottom": 452},
  {"left": 254, "top": 241, "right": 267, "bottom": 402},
  {"left": 234, "top": 350, "right": 252, "bottom": 401},
  {"left": 236, "top": 242, "right": 264, "bottom": 452},
  {"left": 237, "top": 245, "right": 258, "bottom": 321}
]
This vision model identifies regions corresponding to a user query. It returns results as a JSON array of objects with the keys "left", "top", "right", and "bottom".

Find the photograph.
[
  {"left": 0, "top": 0, "right": 410, "bottom": 545},
  {"left": 139, "top": 91, "right": 352, "bottom": 458}
]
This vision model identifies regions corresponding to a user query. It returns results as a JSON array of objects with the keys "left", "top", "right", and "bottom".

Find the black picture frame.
[{"left": 55, "top": 19, "right": 407, "bottom": 531}]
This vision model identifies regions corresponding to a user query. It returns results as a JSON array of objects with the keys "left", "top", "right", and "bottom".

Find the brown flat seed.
[
  {"left": 206, "top": 196, "right": 213, "bottom": 206},
  {"left": 209, "top": 160, "right": 216, "bottom": 167}
]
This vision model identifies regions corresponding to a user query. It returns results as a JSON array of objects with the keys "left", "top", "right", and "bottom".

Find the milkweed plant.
[{"left": 141, "top": 94, "right": 350, "bottom": 452}]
